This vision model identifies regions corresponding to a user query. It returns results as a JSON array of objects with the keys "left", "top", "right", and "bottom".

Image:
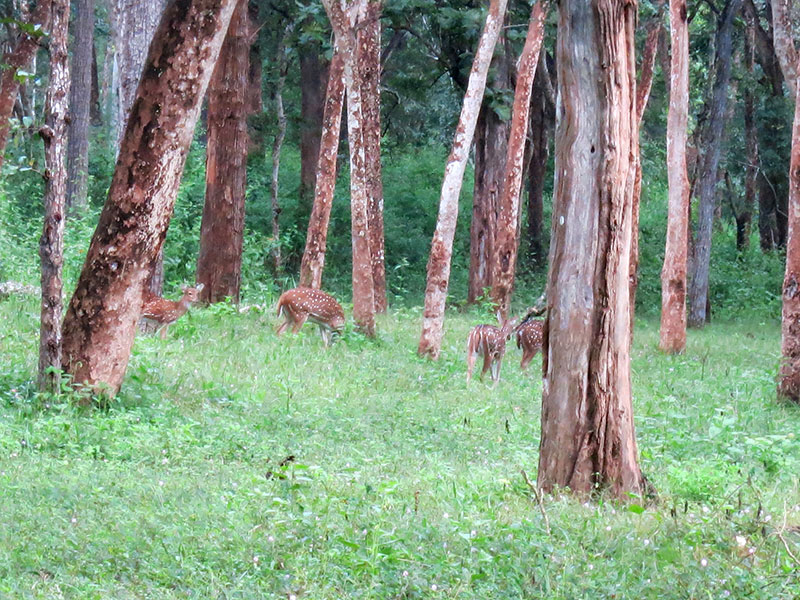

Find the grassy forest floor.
[{"left": 1, "top": 293, "right": 799, "bottom": 599}]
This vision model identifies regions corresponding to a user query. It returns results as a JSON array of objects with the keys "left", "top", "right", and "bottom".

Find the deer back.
[
  {"left": 277, "top": 287, "right": 345, "bottom": 331},
  {"left": 141, "top": 283, "right": 204, "bottom": 325},
  {"left": 516, "top": 318, "right": 544, "bottom": 352},
  {"left": 467, "top": 324, "right": 508, "bottom": 358}
]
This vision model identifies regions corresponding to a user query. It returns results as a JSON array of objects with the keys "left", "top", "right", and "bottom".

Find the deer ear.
[{"left": 196, "top": 283, "right": 205, "bottom": 291}]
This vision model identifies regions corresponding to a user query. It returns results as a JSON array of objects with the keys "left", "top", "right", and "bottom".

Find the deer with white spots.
[
  {"left": 276, "top": 286, "right": 345, "bottom": 346},
  {"left": 140, "top": 283, "right": 204, "bottom": 339},
  {"left": 466, "top": 316, "right": 518, "bottom": 387},
  {"left": 516, "top": 317, "right": 544, "bottom": 370}
]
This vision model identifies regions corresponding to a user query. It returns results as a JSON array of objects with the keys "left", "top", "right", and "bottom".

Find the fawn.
[
  {"left": 140, "top": 283, "right": 204, "bottom": 339},
  {"left": 276, "top": 286, "right": 345, "bottom": 346},
  {"left": 466, "top": 316, "right": 518, "bottom": 387},
  {"left": 516, "top": 318, "right": 544, "bottom": 370}
]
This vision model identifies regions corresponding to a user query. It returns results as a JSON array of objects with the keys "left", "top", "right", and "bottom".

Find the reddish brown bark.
[
  {"left": 538, "top": 0, "right": 643, "bottom": 499},
  {"left": 38, "top": 0, "right": 69, "bottom": 393},
  {"left": 659, "top": 0, "right": 691, "bottom": 354},
  {"left": 196, "top": 0, "right": 249, "bottom": 304},
  {"left": 61, "top": 0, "right": 238, "bottom": 395},
  {"left": 299, "top": 48, "right": 345, "bottom": 289},
  {"left": 490, "top": 0, "right": 548, "bottom": 319},
  {"left": 418, "top": 0, "right": 508, "bottom": 359},
  {"left": 771, "top": 0, "right": 797, "bottom": 95},
  {"left": 0, "top": 0, "right": 51, "bottom": 171}
]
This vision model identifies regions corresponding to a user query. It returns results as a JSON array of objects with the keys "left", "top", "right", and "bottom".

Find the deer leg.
[
  {"left": 291, "top": 314, "right": 308, "bottom": 334},
  {"left": 276, "top": 317, "right": 292, "bottom": 336},
  {"left": 480, "top": 353, "right": 492, "bottom": 382},
  {"left": 319, "top": 325, "right": 331, "bottom": 347},
  {"left": 520, "top": 351, "right": 532, "bottom": 371},
  {"left": 491, "top": 358, "right": 501, "bottom": 389},
  {"left": 159, "top": 325, "right": 169, "bottom": 340},
  {"left": 466, "top": 351, "right": 477, "bottom": 384}
]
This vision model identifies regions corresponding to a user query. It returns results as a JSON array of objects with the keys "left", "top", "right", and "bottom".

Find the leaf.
[{"left": 628, "top": 504, "right": 645, "bottom": 515}]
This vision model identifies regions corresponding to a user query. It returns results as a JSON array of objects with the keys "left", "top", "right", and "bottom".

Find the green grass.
[{"left": 1, "top": 295, "right": 799, "bottom": 599}]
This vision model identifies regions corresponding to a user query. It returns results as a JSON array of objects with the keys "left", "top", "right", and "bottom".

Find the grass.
[{"left": 1, "top": 295, "right": 799, "bottom": 599}]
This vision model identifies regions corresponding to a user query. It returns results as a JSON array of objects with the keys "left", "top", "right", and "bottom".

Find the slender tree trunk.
[
  {"left": 61, "top": 0, "right": 238, "bottom": 395},
  {"left": 659, "top": 0, "right": 691, "bottom": 354},
  {"left": 299, "top": 43, "right": 330, "bottom": 211},
  {"left": 0, "top": 0, "right": 51, "bottom": 171},
  {"left": 38, "top": 0, "right": 69, "bottom": 393},
  {"left": 247, "top": 1, "right": 262, "bottom": 115},
  {"left": 418, "top": 0, "right": 508, "bottom": 358},
  {"left": 538, "top": 0, "right": 643, "bottom": 499},
  {"left": 526, "top": 53, "right": 552, "bottom": 271},
  {"left": 771, "top": 0, "right": 797, "bottom": 95},
  {"left": 91, "top": 43, "right": 102, "bottom": 125},
  {"left": 196, "top": 0, "right": 249, "bottom": 304},
  {"left": 490, "top": 0, "right": 548, "bottom": 319},
  {"left": 299, "top": 48, "right": 345, "bottom": 289},
  {"left": 269, "top": 23, "right": 291, "bottom": 276},
  {"left": 686, "top": 0, "right": 742, "bottom": 328},
  {"left": 741, "top": 18, "right": 758, "bottom": 252},
  {"left": 66, "top": 0, "right": 94, "bottom": 212}
]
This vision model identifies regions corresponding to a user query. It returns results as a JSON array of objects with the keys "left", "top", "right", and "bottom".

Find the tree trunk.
[
  {"left": 269, "top": 23, "right": 291, "bottom": 276},
  {"left": 538, "top": 0, "right": 644, "bottom": 499},
  {"left": 247, "top": 1, "right": 262, "bottom": 115},
  {"left": 526, "top": 53, "right": 552, "bottom": 271},
  {"left": 66, "top": 0, "right": 94, "bottom": 212},
  {"left": 0, "top": 0, "right": 51, "bottom": 171},
  {"left": 740, "top": 17, "right": 758, "bottom": 252},
  {"left": 686, "top": 0, "right": 742, "bottom": 328},
  {"left": 418, "top": 0, "right": 508, "bottom": 358},
  {"left": 61, "top": 0, "right": 238, "bottom": 395},
  {"left": 659, "top": 0, "right": 691, "bottom": 354},
  {"left": 196, "top": 0, "right": 249, "bottom": 305},
  {"left": 771, "top": 0, "right": 796, "bottom": 95},
  {"left": 360, "top": 0, "right": 387, "bottom": 313},
  {"left": 490, "top": 0, "right": 548, "bottom": 319},
  {"left": 299, "top": 43, "right": 330, "bottom": 211},
  {"left": 38, "top": 0, "right": 70, "bottom": 393},
  {"left": 298, "top": 48, "right": 345, "bottom": 289}
]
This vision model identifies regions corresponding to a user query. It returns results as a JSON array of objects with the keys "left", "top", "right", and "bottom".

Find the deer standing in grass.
[
  {"left": 140, "top": 283, "right": 204, "bottom": 339},
  {"left": 276, "top": 286, "right": 345, "bottom": 347},
  {"left": 516, "top": 317, "right": 544, "bottom": 370},
  {"left": 466, "top": 317, "right": 518, "bottom": 387}
]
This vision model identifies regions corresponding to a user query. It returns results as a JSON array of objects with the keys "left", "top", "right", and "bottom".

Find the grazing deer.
[
  {"left": 276, "top": 286, "right": 345, "bottom": 347},
  {"left": 466, "top": 317, "right": 518, "bottom": 387},
  {"left": 516, "top": 318, "right": 544, "bottom": 370},
  {"left": 140, "top": 283, "right": 204, "bottom": 339}
]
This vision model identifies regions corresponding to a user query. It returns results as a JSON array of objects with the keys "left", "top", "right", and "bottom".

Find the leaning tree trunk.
[
  {"left": 268, "top": 23, "right": 291, "bottom": 276},
  {"left": 659, "top": 0, "right": 691, "bottom": 354},
  {"left": 686, "top": 0, "right": 742, "bottom": 328},
  {"left": 0, "top": 0, "right": 51, "bottom": 171},
  {"left": 66, "top": 0, "right": 94, "bottom": 212},
  {"left": 38, "top": 0, "right": 70, "bottom": 393},
  {"left": 196, "top": 0, "right": 250, "bottom": 304},
  {"left": 418, "top": 0, "right": 508, "bottom": 358},
  {"left": 538, "top": 0, "right": 644, "bottom": 499},
  {"left": 61, "top": 0, "right": 238, "bottom": 395},
  {"left": 490, "top": 0, "right": 548, "bottom": 319},
  {"left": 299, "top": 48, "right": 345, "bottom": 289}
]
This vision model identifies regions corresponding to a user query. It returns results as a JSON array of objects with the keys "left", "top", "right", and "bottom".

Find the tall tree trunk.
[
  {"left": 686, "top": 0, "right": 742, "bottom": 328},
  {"left": 741, "top": 17, "right": 758, "bottom": 252},
  {"left": 61, "top": 0, "right": 238, "bottom": 395},
  {"left": 771, "top": 0, "right": 797, "bottom": 95},
  {"left": 196, "top": 0, "right": 249, "bottom": 304},
  {"left": 538, "top": 0, "right": 643, "bottom": 499},
  {"left": 38, "top": 0, "right": 70, "bottom": 393},
  {"left": 418, "top": 0, "right": 508, "bottom": 358},
  {"left": 299, "top": 48, "right": 345, "bottom": 289},
  {"left": 247, "top": 1, "right": 262, "bottom": 116},
  {"left": 66, "top": 0, "right": 94, "bottom": 212},
  {"left": 299, "top": 43, "right": 330, "bottom": 212},
  {"left": 360, "top": 0, "right": 387, "bottom": 312},
  {"left": 526, "top": 53, "right": 553, "bottom": 271},
  {"left": 0, "top": 0, "right": 51, "bottom": 171},
  {"left": 659, "top": 0, "right": 691, "bottom": 354},
  {"left": 91, "top": 43, "right": 102, "bottom": 125},
  {"left": 490, "top": 0, "right": 548, "bottom": 319},
  {"left": 269, "top": 23, "right": 291, "bottom": 276}
]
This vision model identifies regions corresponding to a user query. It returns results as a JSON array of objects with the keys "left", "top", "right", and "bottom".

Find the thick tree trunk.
[
  {"left": 299, "top": 44, "right": 330, "bottom": 211},
  {"left": 196, "top": 0, "right": 249, "bottom": 304},
  {"left": 298, "top": 48, "right": 345, "bottom": 289},
  {"left": 418, "top": 0, "right": 508, "bottom": 358},
  {"left": 771, "top": 0, "right": 796, "bottom": 95},
  {"left": 526, "top": 54, "right": 552, "bottom": 271},
  {"left": 38, "top": 0, "right": 69, "bottom": 393},
  {"left": 490, "top": 0, "right": 548, "bottom": 319},
  {"left": 686, "top": 0, "right": 742, "bottom": 328},
  {"left": 269, "top": 23, "right": 291, "bottom": 276},
  {"left": 66, "top": 0, "right": 94, "bottom": 212},
  {"left": 61, "top": 0, "right": 238, "bottom": 395},
  {"left": 0, "top": 0, "right": 51, "bottom": 171},
  {"left": 779, "top": 52, "right": 800, "bottom": 402},
  {"left": 538, "top": 0, "right": 643, "bottom": 499},
  {"left": 659, "top": 0, "right": 691, "bottom": 354}
]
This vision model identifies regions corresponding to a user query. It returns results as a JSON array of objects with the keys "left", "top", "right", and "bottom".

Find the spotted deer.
[
  {"left": 466, "top": 317, "right": 519, "bottom": 387},
  {"left": 516, "top": 318, "right": 544, "bottom": 370},
  {"left": 276, "top": 286, "right": 345, "bottom": 346},
  {"left": 140, "top": 283, "right": 204, "bottom": 339}
]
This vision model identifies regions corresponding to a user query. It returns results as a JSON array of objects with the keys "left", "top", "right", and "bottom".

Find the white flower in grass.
[
  {"left": 71, "top": 517, "right": 77, "bottom": 524},
  {"left": 443, "top": 512, "right": 449, "bottom": 519},
  {"left": 158, "top": 480, "right": 164, "bottom": 487},
  {"left": 588, "top": 564, "right": 594, "bottom": 570},
  {"left": 431, "top": 584, "right": 438, "bottom": 591},
  {"left": 268, "top": 535, "right": 275, "bottom": 543},
  {"left": 606, "top": 526, "right": 612, "bottom": 531},
  {"left": 253, "top": 555, "right": 259, "bottom": 564},
  {"left": 700, "top": 558, "right": 708, "bottom": 567},
  {"left": 643, "top": 539, "right": 650, "bottom": 547},
  {"left": 402, "top": 570, "right": 409, "bottom": 577},
  {"left": 735, "top": 535, "right": 746, "bottom": 547}
]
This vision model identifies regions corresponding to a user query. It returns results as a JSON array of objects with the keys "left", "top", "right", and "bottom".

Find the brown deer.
[
  {"left": 140, "top": 283, "right": 204, "bottom": 339},
  {"left": 276, "top": 286, "right": 345, "bottom": 346},
  {"left": 466, "top": 317, "right": 518, "bottom": 387},
  {"left": 516, "top": 317, "right": 544, "bottom": 370}
]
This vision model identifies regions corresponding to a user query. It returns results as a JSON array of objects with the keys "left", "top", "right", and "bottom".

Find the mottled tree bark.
[
  {"left": 38, "top": 0, "right": 69, "bottom": 393},
  {"left": 538, "top": 0, "right": 643, "bottom": 499},
  {"left": 61, "top": 0, "right": 238, "bottom": 395},
  {"left": 490, "top": 0, "right": 548, "bottom": 319},
  {"left": 299, "top": 48, "right": 344, "bottom": 289},
  {"left": 418, "top": 0, "right": 508, "bottom": 358},
  {"left": 66, "top": 0, "right": 94, "bottom": 211},
  {"left": 299, "top": 43, "right": 330, "bottom": 210},
  {"left": 268, "top": 23, "right": 291, "bottom": 276},
  {"left": 196, "top": 0, "right": 249, "bottom": 304},
  {"left": 771, "top": 0, "right": 796, "bottom": 95},
  {"left": 659, "top": 0, "right": 690, "bottom": 354}
]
